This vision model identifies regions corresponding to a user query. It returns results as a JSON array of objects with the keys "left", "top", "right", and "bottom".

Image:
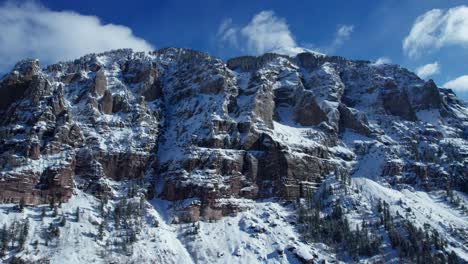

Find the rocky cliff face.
[
  {"left": 0, "top": 48, "right": 467, "bottom": 263},
  {"left": 0, "top": 48, "right": 467, "bottom": 221}
]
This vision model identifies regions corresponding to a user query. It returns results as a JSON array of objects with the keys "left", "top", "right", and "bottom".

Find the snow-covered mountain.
[{"left": 0, "top": 48, "right": 466, "bottom": 263}]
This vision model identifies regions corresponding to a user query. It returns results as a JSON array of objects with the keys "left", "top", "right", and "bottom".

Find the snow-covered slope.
[
  {"left": 0, "top": 185, "right": 337, "bottom": 264},
  {"left": 0, "top": 48, "right": 466, "bottom": 263}
]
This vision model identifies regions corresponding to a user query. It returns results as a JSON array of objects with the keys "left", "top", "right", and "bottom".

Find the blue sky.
[{"left": 1, "top": 0, "right": 468, "bottom": 99}]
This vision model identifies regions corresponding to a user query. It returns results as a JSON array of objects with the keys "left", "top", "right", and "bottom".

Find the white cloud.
[
  {"left": 337, "top": 25, "right": 354, "bottom": 38},
  {"left": 218, "top": 11, "right": 353, "bottom": 56},
  {"left": 217, "top": 11, "right": 320, "bottom": 56},
  {"left": 443, "top": 75, "right": 468, "bottom": 92},
  {"left": 329, "top": 25, "right": 354, "bottom": 52},
  {"left": 373, "top": 57, "right": 392, "bottom": 65},
  {"left": 240, "top": 11, "right": 301, "bottom": 55},
  {"left": 0, "top": 1, "right": 154, "bottom": 72},
  {"left": 217, "top": 18, "right": 239, "bottom": 48},
  {"left": 415, "top": 62, "right": 440, "bottom": 79},
  {"left": 403, "top": 5, "right": 468, "bottom": 58}
]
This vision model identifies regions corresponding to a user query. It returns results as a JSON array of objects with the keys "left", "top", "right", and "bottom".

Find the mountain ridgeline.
[{"left": 0, "top": 48, "right": 466, "bottom": 263}]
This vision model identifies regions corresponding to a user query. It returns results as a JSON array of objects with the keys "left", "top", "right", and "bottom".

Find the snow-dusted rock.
[
  {"left": 0, "top": 47, "right": 466, "bottom": 262},
  {"left": 1, "top": 47, "right": 467, "bottom": 206}
]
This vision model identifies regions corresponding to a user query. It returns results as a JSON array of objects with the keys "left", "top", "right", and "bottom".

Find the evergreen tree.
[
  {"left": 46, "top": 223, "right": 60, "bottom": 243},
  {"left": 49, "top": 196, "right": 55, "bottom": 210},
  {"left": 9, "top": 221, "right": 17, "bottom": 248},
  {"left": 0, "top": 224, "right": 8, "bottom": 257},
  {"left": 18, "top": 219, "right": 29, "bottom": 250},
  {"left": 32, "top": 240, "right": 38, "bottom": 250},
  {"left": 114, "top": 203, "right": 122, "bottom": 227},
  {"left": 97, "top": 220, "right": 106, "bottom": 241},
  {"left": 59, "top": 216, "right": 67, "bottom": 227},
  {"left": 297, "top": 194, "right": 382, "bottom": 259},
  {"left": 41, "top": 207, "right": 46, "bottom": 220},
  {"left": 448, "top": 251, "right": 459, "bottom": 264},
  {"left": 99, "top": 200, "right": 105, "bottom": 217},
  {"left": 139, "top": 196, "right": 146, "bottom": 217},
  {"left": 18, "top": 198, "right": 25, "bottom": 212},
  {"left": 76, "top": 207, "right": 80, "bottom": 222},
  {"left": 376, "top": 199, "right": 383, "bottom": 214},
  {"left": 52, "top": 206, "right": 58, "bottom": 217}
]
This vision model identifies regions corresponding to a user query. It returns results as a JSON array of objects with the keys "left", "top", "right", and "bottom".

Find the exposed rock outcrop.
[
  {"left": 101, "top": 90, "right": 113, "bottom": 114},
  {"left": 93, "top": 69, "right": 107, "bottom": 96}
]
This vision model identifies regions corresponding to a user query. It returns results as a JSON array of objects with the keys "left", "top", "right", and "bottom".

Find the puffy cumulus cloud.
[
  {"left": 403, "top": 5, "right": 468, "bottom": 58},
  {"left": 415, "top": 62, "right": 440, "bottom": 79},
  {"left": 217, "top": 11, "right": 320, "bottom": 56},
  {"left": 443, "top": 75, "right": 468, "bottom": 92},
  {"left": 0, "top": 1, "right": 154, "bottom": 72},
  {"left": 217, "top": 11, "right": 354, "bottom": 56},
  {"left": 240, "top": 11, "right": 302, "bottom": 55}
]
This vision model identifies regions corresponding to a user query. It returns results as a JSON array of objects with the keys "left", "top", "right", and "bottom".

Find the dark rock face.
[
  {"left": 0, "top": 48, "right": 466, "bottom": 221},
  {"left": 0, "top": 59, "right": 41, "bottom": 110},
  {"left": 100, "top": 152, "right": 151, "bottom": 180},
  {"left": 379, "top": 81, "right": 417, "bottom": 121},
  {"left": 338, "top": 104, "right": 371, "bottom": 136},
  {"left": 411, "top": 80, "right": 443, "bottom": 110},
  {"left": 294, "top": 91, "right": 328, "bottom": 126}
]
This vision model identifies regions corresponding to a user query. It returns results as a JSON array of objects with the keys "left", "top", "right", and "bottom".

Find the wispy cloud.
[
  {"left": 326, "top": 25, "right": 354, "bottom": 53},
  {"left": 373, "top": 57, "right": 392, "bottom": 65},
  {"left": 403, "top": 5, "right": 468, "bottom": 58},
  {"left": 0, "top": 1, "right": 154, "bottom": 72},
  {"left": 217, "top": 18, "right": 239, "bottom": 49},
  {"left": 415, "top": 62, "right": 440, "bottom": 79}
]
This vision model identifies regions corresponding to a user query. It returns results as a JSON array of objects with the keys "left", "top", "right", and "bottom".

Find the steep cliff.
[{"left": 0, "top": 49, "right": 466, "bottom": 263}]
